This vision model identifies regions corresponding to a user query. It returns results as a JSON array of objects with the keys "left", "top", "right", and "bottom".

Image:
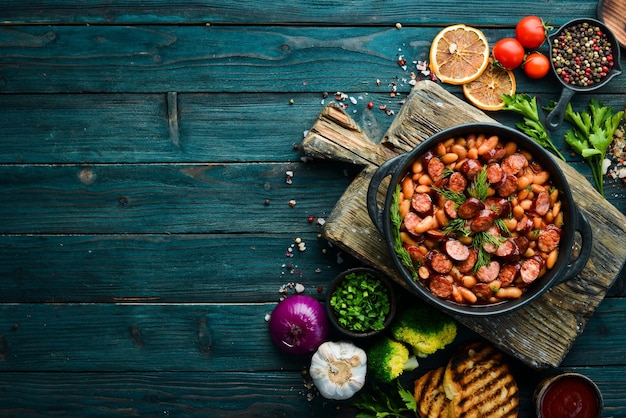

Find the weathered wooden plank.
[
  {"left": 1, "top": 92, "right": 624, "bottom": 188},
  {"left": 301, "top": 82, "right": 626, "bottom": 369},
  {"left": 0, "top": 300, "right": 623, "bottom": 371},
  {"left": 2, "top": 25, "right": 624, "bottom": 94},
  {"left": 0, "top": 93, "right": 332, "bottom": 163},
  {"left": 0, "top": 233, "right": 353, "bottom": 303},
  {"left": 0, "top": 365, "right": 623, "bottom": 417},
  {"left": 0, "top": 371, "right": 355, "bottom": 417},
  {"left": 0, "top": 303, "right": 290, "bottom": 372},
  {"left": 0, "top": 0, "right": 598, "bottom": 25},
  {"left": 0, "top": 162, "right": 354, "bottom": 234}
]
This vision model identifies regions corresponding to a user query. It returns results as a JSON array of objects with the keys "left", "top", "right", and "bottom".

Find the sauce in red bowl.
[{"left": 535, "top": 372, "right": 603, "bottom": 418}]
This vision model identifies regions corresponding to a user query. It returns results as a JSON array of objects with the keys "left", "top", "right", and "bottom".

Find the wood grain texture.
[
  {"left": 0, "top": 1, "right": 624, "bottom": 415},
  {"left": 0, "top": 0, "right": 597, "bottom": 25},
  {"left": 0, "top": 163, "right": 354, "bottom": 234},
  {"left": 0, "top": 301, "right": 624, "bottom": 415},
  {"left": 2, "top": 25, "right": 625, "bottom": 95},
  {"left": 0, "top": 233, "right": 349, "bottom": 303},
  {"left": 0, "top": 300, "right": 624, "bottom": 371},
  {"left": 0, "top": 366, "right": 623, "bottom": 417},
  {"left": 3, "top": 92, "right": 624, "bottom": 168},
  {"left": 301, "top": 81, "right": 626, "bottom": 369}
]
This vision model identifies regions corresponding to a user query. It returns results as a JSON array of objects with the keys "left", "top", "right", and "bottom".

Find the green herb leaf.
[
  {"left": 468, "top": 166, "right": 489, "bottom": 201},
  {"left": 391, "top": 185, "right": 419, "bottom": 281},
  {"left": 432, "top": 185, "right": 465, "bottom": 205},
  {"left": 330, "top": 272, "right": 391, "bottom": 332},
  {"left": 397, "top": 381, "right": 417, "bottom": 413},
  {"left": 353, "top": 383, "right": 417, "bottom": 418},
  {"left": 502, "top": 93, "right": 566, "bottom": 161},
  {"left": 562, "top": 98, "right": 625, "bottom": 196},
  {"left": 442, "top": 217, "right": 469, "bottom": 237}
]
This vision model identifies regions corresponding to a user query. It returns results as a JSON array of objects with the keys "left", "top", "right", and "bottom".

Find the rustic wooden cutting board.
[{"left": 301, "top": 81, "right": 626, "bottom": 369}]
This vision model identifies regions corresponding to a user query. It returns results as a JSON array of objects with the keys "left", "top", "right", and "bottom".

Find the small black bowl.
[
  {"left": 545, "top": 18, "right": 622, "bottom": 130},
  {"left": 325, "top": 267, "right": 397, "bottom": 339}
]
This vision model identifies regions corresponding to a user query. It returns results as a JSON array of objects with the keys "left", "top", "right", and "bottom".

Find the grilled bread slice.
[
  {"left": 413, "top": 367, "right": 449, "bottom": 418},
  {"left": 443, "top": 341, "right": 519, "bottom": 418}
]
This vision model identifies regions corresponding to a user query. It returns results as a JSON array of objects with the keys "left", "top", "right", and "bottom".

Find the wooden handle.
[{"left": 300, "top": 104, "right": 394, "bottom": 167}]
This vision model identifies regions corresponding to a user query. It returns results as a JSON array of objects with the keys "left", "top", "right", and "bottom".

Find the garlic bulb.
[{"left": 309, "top": 341, "right": 367, "bottom": 400}]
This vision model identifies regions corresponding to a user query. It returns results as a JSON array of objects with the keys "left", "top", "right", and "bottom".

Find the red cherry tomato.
[
  {"left": 516, "top": 16, "right": 547, "bottom": 49},
  {"left": 523, "top": 52, "right": 551, "bottom": 79},
  {"left": 492, "top": 38, "right": 525, "bottom": 70}
]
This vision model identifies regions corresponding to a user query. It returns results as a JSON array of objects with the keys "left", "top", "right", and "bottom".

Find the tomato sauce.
[{"left": 540, "top": 376, "right": 600, "bottom": 418}]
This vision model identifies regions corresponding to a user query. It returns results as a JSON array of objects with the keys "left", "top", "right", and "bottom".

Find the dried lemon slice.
[
  {"left": 429, "top": 24, "right": 490, "bottom": 85},
  {"left": 462, "top": 60, "right": 516, "bottom": 111}
]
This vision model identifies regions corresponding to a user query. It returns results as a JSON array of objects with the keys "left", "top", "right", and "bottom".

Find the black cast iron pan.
[{"left": 544, "top": 18, "right": 622, "bottom": 130}]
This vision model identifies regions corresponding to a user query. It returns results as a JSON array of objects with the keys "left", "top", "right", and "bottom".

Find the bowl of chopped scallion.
[{"left": 326, "top": 267, "right": 397, "bottom": 339}]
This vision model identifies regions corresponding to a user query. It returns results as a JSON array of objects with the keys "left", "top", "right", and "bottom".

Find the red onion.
[{"left": 268, "top": 294, "right": 329, "bottom": 355}]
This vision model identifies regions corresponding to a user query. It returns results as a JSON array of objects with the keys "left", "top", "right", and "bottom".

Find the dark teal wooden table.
[{"left": 0, "top": 1, "right": 624, "bottom": 416}]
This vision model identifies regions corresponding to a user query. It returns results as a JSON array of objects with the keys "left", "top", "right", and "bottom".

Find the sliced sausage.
[
  {"left": 480, "top": 146, "right": 507, "bottom": 164},
  {"left": 460, "top": 158, "right": 483, "bottom": 180},
  {"left": 404, "top": 212, "right": 438, "bottom": 235},
  {"left": 482, "top": 226, "right": 500, "bottom": 253},
  {"left": 411, "top": 192, "right": 433, "bottom": 216},
  {"left": 476, "top": 260, "right": 501, "bottom": 283},
  {"left": 485, "top": 163, "right": 505, "bottom": 185},
  {"left": 496, "top": 174, "right": 518, "bottom": 197},
  {"left": 444, "top": 239, "right": 470, "bottom": 261},
  {"left": 457, "top": 247, "right": 478, "bottom": 273},
  {"left": 498, "top": 263, "right": 520, "bottom": 287},
  {"left": 472, "top": 283, "right": 494, "bottom": 300},
  {"left": 448, "top": 172, "right": 468, "bottom": 193},
  {"left": 429, "top": 275, "right": 453, "bottom": 299},
  {"left": 444, "top": 199, "right": 458, "bottom": 219},
  {"left": 406, "top": 245, "right": 426, "bottom": 265},
  {"left": 422, "top": 150, "right": 436, "bottom": 165},
  {"left": 425, "top": 229, "right": 446, "bottom": 242},
  {"left": 538, "top": 228, "right": 561, "bottom": 252},
  {"left": 427, "top": 251, "right": 453, "bottom": 274},
  {"left": 514, "top": 235, "right": 530, "bottom": 255},
  {"left": 482, "top": 239, "right": 498, "bottom": 254},
  {"left": 457, "top": 197, "right": 485, "bottom": 219},
  {"left": 515, "top": 215, "right": 534, "bottom": 235},
  {"left": 470, "top": 209, "right": 498, "bottom": 232},
  {"left": 495, "top": 238, "right": 520, "bottom": 261},
  {"left": 520, "top": 256, "right": 544, "bottom": 284},
  {"left": 427, "top": 157, "right": 446, "bottom": 183},
  {"left": 533, "top": 191, "right": 551, "bottom": 216},
  {"left": 486, "top": 197, "right": 512, "bottom": 218},
  {"left": 403, "top": 212, "right": 422, "bottom": 234},
  {"left": 502, "top": 153, "right": 526, "bottom": 175},
  {"left": 529, "top": 159, "right": 543, "bottom": 173}
]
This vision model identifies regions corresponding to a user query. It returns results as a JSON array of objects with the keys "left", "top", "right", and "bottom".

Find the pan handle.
[
  {"left": 545, "top": 88, "right": 576, "bottom": 131},
  {"left": 366, "top": 154, "right": 407, "bottom": 235},
  {"left": 555, "top": 209, "right": 593, "bottom": 285}
]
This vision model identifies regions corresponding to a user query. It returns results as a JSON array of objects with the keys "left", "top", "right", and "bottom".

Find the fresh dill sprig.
[
  {"left": 494, "top": 218, "right": 510, "bottom": 236},
  {"left": 468, "top": 166, "right": 489, "bottom": 201},
  {"left": 391, "top": 185, "right": 418, "bottom": 280},
  {"left": 432, "top": 186, "right": 466, "bottom": 205},
  {"left": 472, "top": 233, "right": 490, "bottom": 272},
  {"left": 442, "top": 217, "right": 470, "bottom": 237},
  {"left": 471, "top": 231, "right": 506, "bottom": 272}
]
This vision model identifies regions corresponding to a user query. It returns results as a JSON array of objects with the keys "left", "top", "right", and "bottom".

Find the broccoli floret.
[
  {"left": 390, "top": 304, "right": 457, "bottom": 357},
  {"left": 367, "top": 336, "right": 419, "bottom": 383}
]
